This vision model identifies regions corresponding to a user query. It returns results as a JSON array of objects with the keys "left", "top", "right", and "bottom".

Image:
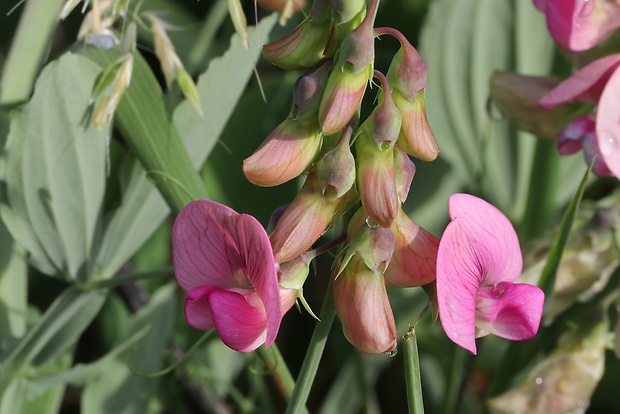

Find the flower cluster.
[
  {"left": 171, "top": 0, "right": 545, "bottom": 356},
  {"left": 491, "top": 0, "right": 620, "bottom": 180}
]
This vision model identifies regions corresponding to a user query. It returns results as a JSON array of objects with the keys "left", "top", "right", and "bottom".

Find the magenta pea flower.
[
  {"left": 172, "top": 200, "right": 284, "bottom": 352},
  {"left": 534, "top": 0, "right": 620, "bottom": 51},
  {"left": 436, "top": 194, "right": 545, "bottom": 355}
]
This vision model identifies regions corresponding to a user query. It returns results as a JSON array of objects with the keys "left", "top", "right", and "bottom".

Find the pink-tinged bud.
[
  {"left": 393, "top": 146, "right": 416, "bottom": 203},
  {"left": 333, "top": 255, "right": 397, "bottom": 354},
  {"left": 267, "top": 204, "right": 289, "bottom": 233},
  {"left": 278, "top": 252, "right": 318, "bottom": 318},
  {"left": 340, "top": 207, "right": 395, "bottom": 275},
  {"left": 367, "top": 71, "right": 402, "bottom": 148},
  {"left": 319, "top": 64, "right": 371, "bottom": 135},
  {"left": 317, "top": 123, "right": 356, "bottom": 198},
  {"left": 336, "top": 0, "right": 376, "bottom": 72},
  {"left": 324, "top": 2, "right": 366, "bottom": 57},
  {"left": 392, "top": 89, "right": 438, "bottom": 161},
  {"left": 292, "top": 60, "right": 332, "bottom": 120},
  {"left": 262, "top": 18, "right": 331, "bottom": 71},
  {"left": 355, "top": 129, "right": 398, "bottom": 228},
  {"left": 384, "top": 209, "right": 439, "bottom": 287},
  {"left": 581, "top": 126, "right": 613, "bottom": 177},
  {"left": 490, "top": 71, "right": 578, "bottom": 138},
  {"left": 270, "top": 171, "right": 355, "bottom": 263},
  {"left": 243, "top": 117, "right": 322, "bottom": 186},
  {"left": 385, "top": 38, "right": 427, "bottom": 102}
]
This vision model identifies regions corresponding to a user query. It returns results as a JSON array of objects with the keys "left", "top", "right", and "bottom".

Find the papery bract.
[
  {"left": 534, "top": 0, "right": 620, "bottom": 51},
  {"left": 436, "top": 194, "right": 544, "bottom": 354},
  {"left": 172, "top": 200, "right": 283, "bottom": 352}
]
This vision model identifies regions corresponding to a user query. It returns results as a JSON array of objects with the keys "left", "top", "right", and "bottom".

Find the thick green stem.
[
  {"left": 285, "top": 278, "right": 337, "bottom": 414},
  {"left": 255, "top": 344, "right": 298, "bottom": 404},
  {"left": 403, "top": 326, "right": 424, "bottom": 414}
]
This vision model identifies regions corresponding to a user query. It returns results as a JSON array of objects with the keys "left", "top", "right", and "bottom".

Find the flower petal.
[
  {"left": 476, "top": 282, "right": 545, "bottom": 341},
  {"left": 235, "top": 214, "right": 282, "bottom": 347},
  {"left": 209, "top": 289, "right": 268, "bottom": 352},
  {"left": 184, "top": 286, "right": 217, "bottom": 330},
  {"left": 436, "top": 218, "right": 481, "bottom": 354},
  {"left": 596, "top": 65, "right": 620, "bottom": 180},
  {"left": 539, "top": 54, "right": 620, "bottom": 108},
  {"left": 447, "top": 194, "right": 522, "bottom": 286},
  {"left": 172, "top": 200, "right": 248, "bottom": 292}
]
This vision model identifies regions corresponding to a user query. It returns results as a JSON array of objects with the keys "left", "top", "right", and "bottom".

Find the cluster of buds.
[
  {"left": 246, "top": 0, "right": 440, "bottom": 354},
  {"left": 490, "top": 0, "right": 620, "bottom": 180}
]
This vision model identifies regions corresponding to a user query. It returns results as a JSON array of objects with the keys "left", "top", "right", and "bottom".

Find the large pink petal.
[
  {"left": 476, "top": 282, "right": 545, "bottom": 341},
  {"left": 447, "top": 194, "right": 522, "bottom": 286},
  {"left": 209, "top": 289, "right": 268, "bottom": 352},
  {"left": 543, "top": 0, "right": 620, "bottom": 51},
  {"left": 184, "top": 286, "right": 217, "bottom": 330},
  {"left": 539, "top": 54, "right": 620, "bottom": 108},
  {"left": 172, "top": 200, "right": 249, "bottom": 292},
  {"left": 596, "top": 65, "right": 620, "bottom": 180},
  {"left": 235, "top": 214, "right": 282, "bottom": 347},
  {"left": 436, "top": 219, "right": 481, "bottom": 355}
]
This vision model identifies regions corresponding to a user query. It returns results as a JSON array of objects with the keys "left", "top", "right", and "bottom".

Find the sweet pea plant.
[{"left": 1, "top": 0, "right": 619, "bottom": 413}]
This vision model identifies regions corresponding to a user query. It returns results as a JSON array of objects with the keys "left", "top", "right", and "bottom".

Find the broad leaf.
[{"left": 0, "top": 53, "right": 107, "bottom": 281}]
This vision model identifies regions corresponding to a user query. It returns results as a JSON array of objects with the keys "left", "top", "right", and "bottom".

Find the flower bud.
[
  {"left": 339, "top": 207, "right": 395, "bottom": 275},
  {"left": 333, "top": 255, "right": 397, "bottom": 354},
  {"left": 581, "top": 124, "right": 613, "bottom": 177},
  {"left": 262, "top": 1, "right": 331, "bottom": 71},
  {"left": 270, "top": 171, "right": 355, "bottom": 263},
  {"left": 243, "top": 117, "right": 322, "bottom": 187},
  {"left": 490, "top": 71, "right": 578, "bottom": 138},
  {"left": 384, "top": 208, "right": 439, "bottom": 287},
  {"left": 324, "top": 1, "right": 366, "bottom": 57},
  {"left": 292, "top": 60, "right": 332, "bottom": 120},
  {"left": 557, "top": 116, "right": 590, "bottom": 155},
  {"left": 318, "top": 63, "right": 371, "bottom": 135},
  {"left": 316, "top": 123, "right": 356, "bottom": 198},
  {"left": 278, "top": 252, "right": 319, "bottom": 319},
  {"left": 355, "top": 128, "right": 398, "bottom": 228},
  {"left": 392, "top": 89, "right": 438, "bottom": 161},
  {"left": 393, "top": 146, "right": 416, "bottom": 203}
]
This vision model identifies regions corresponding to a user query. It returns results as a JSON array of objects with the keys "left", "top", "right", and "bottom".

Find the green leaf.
[
  {"left": 0, "top": 219, "right": 27, "bottom": 343},
  {"left": 0, "top": 287, "right": 106, "bottom": 393},
  {"left": 81, "top": 283, "right": 177, "bottom": 414},
  {"left": 0, "top": 0, "right": 65, "bottom": 105},
  {"left": 0, "top": 53, "right": 107, "bottom": 282}
]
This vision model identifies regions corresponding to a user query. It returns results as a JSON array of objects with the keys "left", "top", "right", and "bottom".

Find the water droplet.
[
  {"left": 365, "top": 217, "right": 379, "bottom": 228},
  {"left": 535, "top": 377, "right": 543, "bottom": 385},
  {"left": 385, "top": 348, "right": 398, "bottom": 358},
  {"left": 599, "top": 131, "right": 618, "bottom": 157}
]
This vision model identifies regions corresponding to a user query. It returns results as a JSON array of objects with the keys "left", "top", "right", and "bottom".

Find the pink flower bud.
[
  {"left": 367, "top": 71, "right": 402, "bottom": 149},
  {"left": 318, "top": 63, "right": 371, "bottom": 135},
  {"left": 262, "top": 17, "right": 331, "bottom": 71},
  {"left": 558, "top": 115, "right": 591, "bottom": 155},
  {"left": 243, "top": 117, "right": 323, "bottom": 187},
  {"left": 393, "top": 146, "right": 416, "bottom": 203},
  {"left": 333, "top": 255, "right": 397, "bottom": 355},
  {"left": 392, "top": 89, "right": 438, "bottom": 161},
  {"left": 490, "top": 71, "right": 576, "bottom": 139},
  {"left": 324, "top": 2, "right": 366, "bottom": 57},
  {"left": 384, "top": 208, "right": 439, "bottom": 287},
  {"left": 270, "top": 171, "right": 355, "bottom": 263},
  {"left": 316, "top": 123, "right": 356, "bottom": 198},
  {"left": 292, "top": 60, "right": 332, "bottom": 119},
  {"left": 340, "top": 206, "right": 395, "bottom": 275},
  {"left": 355, "top": 128, "right": 398, "bottom": 228}
]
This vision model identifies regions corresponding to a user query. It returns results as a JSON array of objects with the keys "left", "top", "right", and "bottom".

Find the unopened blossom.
[
  {"left": 539, "top": 53, "right": 620, "bottom": 179},
  {"left": 382, "top": 30, "right": 438, "bottom": 161},
  {"left": 316, "top": 122, "right": 356, "bottom": 198},
  {"left": 533, "top": 0, "right": 620, "bottom": 51},
  {"left": 558, "top": 115, "right": 613, "bottom": 176},
  {"left": 436, "top": 194, "right": 545, "bottom": 354},
  {"left": 489, "top": 71, "right": 577, "bottom": 139},
  {"left": 172, "top": 200, "right": 293, "bottom": 352},
  {"left": 333, "top": 207, "right": 397, "bottom": 354},
  {"left": 270, "top": 170, "right": 355, "bottom": 263}
]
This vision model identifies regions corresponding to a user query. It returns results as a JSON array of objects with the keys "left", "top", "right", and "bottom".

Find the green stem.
[
  {"left": 442, "top": 346, "right": 466, "bottom": 414},
  {"left": 85, "top": 267, "right": 173, "bottom": 290},
  {"left": 519, "top": 138, "right": 558, "bottom": 241},
  {"left": 255, "top": 344, "right": 299, "bottom": 404},
  {"left": 285, "top": 278, "right": 337, "bottom": 414},
  {"left": 403, "top": 326, "right": 424, "bottom": 414}
]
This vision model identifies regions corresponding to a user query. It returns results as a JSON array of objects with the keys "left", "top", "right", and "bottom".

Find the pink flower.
[
  {"left": 534, "top": 0, "right": 620, "bottom": 51},
  {"left": 539, "top": 53, "right": 620, "bottom": 179},
  {"left": 172, "top": 200, "right": 285, "bottom": 352},
  {"left": 436, "top": 194, "right": 545, "bottom": 355}
]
